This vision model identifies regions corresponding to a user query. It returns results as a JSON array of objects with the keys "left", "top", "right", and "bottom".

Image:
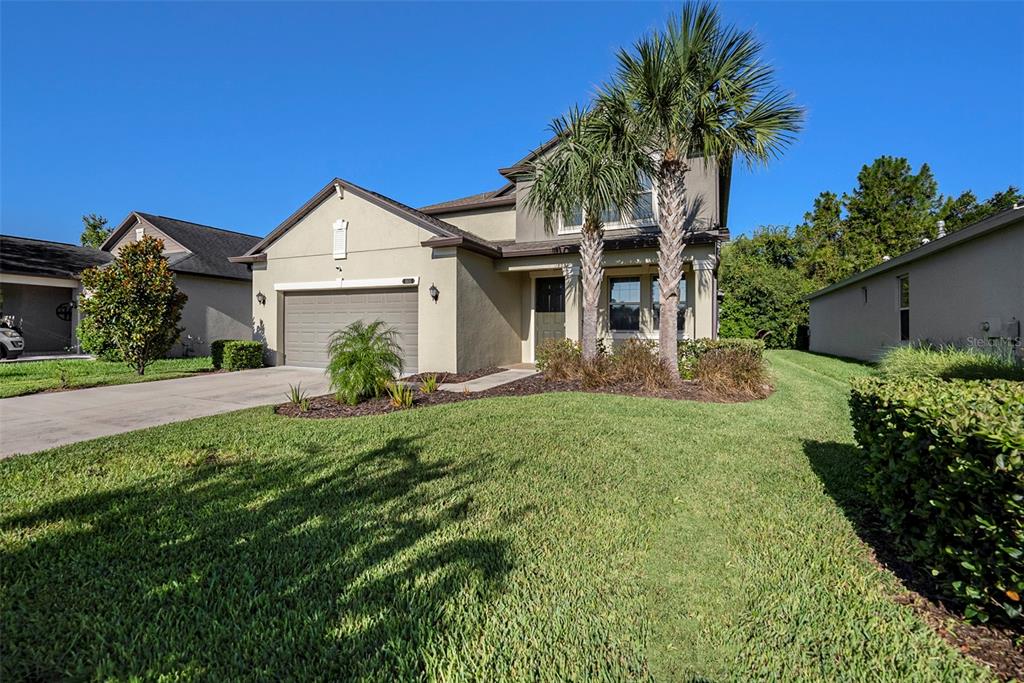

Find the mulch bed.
[
  {"left": 403, "top": 366, "right": 503, "bottom": 384},
  {"left": 275, "top": 373, "right": 768, "bottom": 419}
]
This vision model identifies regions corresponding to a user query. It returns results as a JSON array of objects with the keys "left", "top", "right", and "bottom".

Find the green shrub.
[
  {"left": 210, "top": 339, "right": 229, "bottom": 370},
  {"left": 678, "top": 338, "right": 765, "bottom": 379},
  {"left": 222, "top": 341, "right": 264, "bottom": 371},
  {"left": 327, "top": 320, "right": 403, "bottom": 405},
  {"left": 76, "top": 316, "right": 122, "bottom": 361},
  {"left": 878, "top": 343, "right": 1024, "bottom": 381},
  {"left": 78, "top": 236, "right": 187, "bottom": 375},
  {"left": 694, "top": 348, "right": 770, "bottom": 398},
  {"left": 850, "top": 377, "right": 1024, "bottom": 623},
  {"left": 536, "top": 339, "right": 582, "bottom": 381}
]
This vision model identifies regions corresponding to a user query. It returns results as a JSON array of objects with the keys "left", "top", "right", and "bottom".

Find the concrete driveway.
[{"left": 0, "top": 366, "right": 331, "bottom": 458}]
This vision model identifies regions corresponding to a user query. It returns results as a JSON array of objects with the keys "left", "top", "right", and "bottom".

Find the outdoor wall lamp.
[
  {"left": 256, "top": 292, "right": 267, "bottom": 305},
  {"left": 429, "top": 283, "right": 439, "bottom": 302}
]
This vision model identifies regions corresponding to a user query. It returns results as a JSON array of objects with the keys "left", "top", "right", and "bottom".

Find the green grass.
[
  {"left": 0, "top": 352, "right": 992, "bottom": 680},
  {"left": 877, "top": 344, "right": 1024, "bottom": 381},
  {"left": 0, "top": 357, "right": 214, "bottom": 398}
]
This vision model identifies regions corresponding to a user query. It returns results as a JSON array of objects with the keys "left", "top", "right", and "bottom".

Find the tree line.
[{"left": 719, "top": 156, "right": 1021, "bottom": 347}]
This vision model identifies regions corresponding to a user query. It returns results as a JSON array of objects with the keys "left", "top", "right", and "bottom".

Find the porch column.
[
  {"left": 562, "top": 263, "right": 581, "bottom": 342},
  {"left": 692, "top": 262, "right": 715, "bottom": 339}
]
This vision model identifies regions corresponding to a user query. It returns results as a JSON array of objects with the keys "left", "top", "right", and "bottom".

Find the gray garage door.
[{"left": 283, "top": 288, "right": 418, "bottom": 373}]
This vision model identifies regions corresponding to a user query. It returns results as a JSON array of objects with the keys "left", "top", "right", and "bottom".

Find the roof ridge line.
[{"left": 137, "top": 212, "right": 261, "bottom": 239}]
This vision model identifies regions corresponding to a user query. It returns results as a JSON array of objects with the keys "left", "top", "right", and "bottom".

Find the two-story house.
[{"left": 231, "top": 144, "right": 729, "bottom": 373}]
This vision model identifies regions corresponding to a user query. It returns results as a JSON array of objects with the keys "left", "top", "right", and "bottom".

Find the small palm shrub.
[
  {"left": 694, "top": 348, "right": 770, "bottom": 398},
  {"left": 536, "top": 339, "right": 582, "bottom": 380},
  {"left": 327, "top": 320, "right": 403, "bottom": 405},
  {"left": 419, "top": 373, "right": 440, "bottom": 394},
  {"left": 285, "top": 383, "right": 311, "bottom": 411},
  {"left": 878, "top": 343, "right": 1024, "bottom": 381},
  {"left": 385, "top": 381, "right": 414, "bottom": 408}
]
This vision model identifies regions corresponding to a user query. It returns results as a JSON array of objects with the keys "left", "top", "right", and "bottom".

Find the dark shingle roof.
[
  {"left": 419, "top": 188, "right": 516, "bottom": 214},
  {"left": 0, "top": 235, "right": 113, "bottom": 279},
  {"left": 132, "top": 213, "right": 261, "bottom": 281}
]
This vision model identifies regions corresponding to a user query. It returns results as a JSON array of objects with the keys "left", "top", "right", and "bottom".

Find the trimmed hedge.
[
  {"left": 210, "top": 340, "right": 228, "bottom": 370},
  {"left": 222, "top": 341, "right": 264, "bottom": 371},
  {"left": 850, "top": 377, "right": 1024, "bottom": 623},
  {"left": 678, "top": 338, "right": 765, "bottom": 379}
]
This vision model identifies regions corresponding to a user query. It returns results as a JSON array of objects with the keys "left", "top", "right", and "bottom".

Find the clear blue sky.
[{"left": 2, "top": 1, "right": 1022, "bottom": 244}]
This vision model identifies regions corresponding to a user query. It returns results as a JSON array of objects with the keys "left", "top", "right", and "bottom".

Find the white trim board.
[
  {"left": 273, "top": 276, "right": 419, "bottom": 292},
  {"left": 0, "top": 273, "right": 81, "bottom": 288}
]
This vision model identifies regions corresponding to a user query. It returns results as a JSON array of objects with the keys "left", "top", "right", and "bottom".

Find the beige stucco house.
[
  {"left": 232, "top": 146, "right": 729, "bottom": 374},
  {"left": 808, "top": 205, "right": 1024, "bottom": 361},
  {"left": 102, "top": 213, "right": 260, "bottom": 357}
]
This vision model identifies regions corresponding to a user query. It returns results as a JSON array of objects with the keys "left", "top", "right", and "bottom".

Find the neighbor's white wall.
[
  {"left": 809, "top": 221, "right": 1024, "bottom": 361},
  {"left": 174, "top": 274, "right": 253, "bottom": 357}
]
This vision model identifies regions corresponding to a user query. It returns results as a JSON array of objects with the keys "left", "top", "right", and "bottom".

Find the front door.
[{"left": 534, "top": 277, "right": 566, "bottom": 349}]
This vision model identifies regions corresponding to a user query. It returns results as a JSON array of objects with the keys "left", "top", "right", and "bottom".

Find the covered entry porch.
[{"left": 497, "top": 246, "right": 719, "bottom": 363}]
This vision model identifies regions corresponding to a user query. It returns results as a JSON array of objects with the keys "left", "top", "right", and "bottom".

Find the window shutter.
[
  {"left": 135, "top": 227, "right": 145, "bottom": 241},
  {"left": 333, "top": 219, "right": 348, "bottom": 259}
]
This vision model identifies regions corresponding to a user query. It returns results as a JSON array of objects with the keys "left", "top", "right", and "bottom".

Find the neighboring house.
[
  {"left": 232, "top": 146, "right": 728, "bottom": 373},
  {"left": 0, "top": 236, "right": 112, "bottom": 353},
  {"left": 101, "top": 213, "right": 261, "bottom": 356},
  {"left": 807, "top": 205, "right": 1024, "bottom": 361}
]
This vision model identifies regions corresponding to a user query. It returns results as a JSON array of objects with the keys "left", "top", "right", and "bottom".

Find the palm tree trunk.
[
  {"left": 657, "top": 158, "right": 689, "bottom": 379},
  {"left": 579, "top": 218, "right": 604, "bottom": 361}
]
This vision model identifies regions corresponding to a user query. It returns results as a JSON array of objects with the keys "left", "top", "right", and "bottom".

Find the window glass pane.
[
  {"left": 610, "top": 277, "right": 640, "bottom": 331},
  {"left": 900, "top": 309, "right": 910, "bottom": 341},
  {"left": 899, "top": 276, "right": 910, "bottom": 308},
  {"left": 652, "top": 277, "right": 686, "bottom": 331},
  {"left": 564, "top": 207, "right": 583, "bottom": 229},
  {"left": 535, "top": 278, "right": 565, "bottom": 313}
]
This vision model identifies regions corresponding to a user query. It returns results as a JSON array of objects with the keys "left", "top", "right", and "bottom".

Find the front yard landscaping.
[
  {"left": 0, "top": 357, "right": 215, "bottom": 398},
  {"left": 0, "top": 352, "right": 1007, "bottom": 680}
]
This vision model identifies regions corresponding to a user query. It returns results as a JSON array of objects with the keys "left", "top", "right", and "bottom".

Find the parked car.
[{"left": 0, "top": 317, "right": 25, "bottom": 359}]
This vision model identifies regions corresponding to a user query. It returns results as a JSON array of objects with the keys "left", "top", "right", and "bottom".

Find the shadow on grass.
[
  {"left": 2, "top": 436, "right": 512, "bottom": 679},
  {"left": 804, "top": 440, "right": 960, "bottom": 610}
]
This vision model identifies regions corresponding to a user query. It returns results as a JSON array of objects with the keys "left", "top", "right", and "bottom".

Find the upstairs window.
[
  {"left": 559, "top": 174, "right": 656, "bottom": 233},
  {"left": 652, "top": 276, "right": 686, "bottom": 332},
  {"left": 898, "top": 275, "right": 910, "bottom": 341},
  {"left": 609, "top": 277, "right": 641, "bottom": 331}
]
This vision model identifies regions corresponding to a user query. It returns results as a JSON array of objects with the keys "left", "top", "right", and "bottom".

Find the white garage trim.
[
  {"left": 0, "top": 273, "right": 80, "bottom": 288},
  {"left": 273, "top": 276, "right": 419, "bottom": 292}
]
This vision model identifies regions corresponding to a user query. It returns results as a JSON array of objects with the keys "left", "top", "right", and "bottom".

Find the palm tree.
[
  {"left": 524, "top": 101, "right": 653, "bottom": 361},
  {"left": 610, "top": 2, "right": 804, "bottom": 377}
]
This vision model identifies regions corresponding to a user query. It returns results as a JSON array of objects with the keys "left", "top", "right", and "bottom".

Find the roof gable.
[
  {"left": 102, "top": 212, "right": 260, "bottom": 280},
  {"left": 235, "top": 177, "right": 500, "bottom": 261}
]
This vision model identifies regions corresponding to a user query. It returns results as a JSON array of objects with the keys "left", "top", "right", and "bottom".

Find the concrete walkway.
[
  {"left": 440, "top": 368, "right": 538, "bottom": 393},
  {"left": 0, "top": 366, "right": 330, "bottom": 458}
]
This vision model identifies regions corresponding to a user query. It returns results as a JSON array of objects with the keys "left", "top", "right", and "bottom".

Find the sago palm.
[
  {"left": 525, "top": 100, "right": 653, "bottom": 360},
  {"left": 611, "top": 1, "right": 804, "bottom": 376}
]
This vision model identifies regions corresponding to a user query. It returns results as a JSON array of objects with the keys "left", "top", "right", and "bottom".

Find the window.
[
  {"left": 898, "top": 275, "right": 910, "bottom": 341},
  {"left": 560, "top": 174, "right": 656, "bottom": 233},
  {"left": 609, "top": 277, "right": 641, "bottom": 331},
  {"left": 652, "top": 276, "right": 686, "bottom": 332},
  {"left": 535, "top": 277, "right": 565, "bottom": 313}
]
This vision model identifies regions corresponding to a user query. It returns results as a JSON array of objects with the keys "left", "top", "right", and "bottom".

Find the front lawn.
[
  {"left": 0, "top": 357, "right": 214, "bottom": 398},
  {"left": 0, "top": 351, "right": 994, "bottom": 680}
]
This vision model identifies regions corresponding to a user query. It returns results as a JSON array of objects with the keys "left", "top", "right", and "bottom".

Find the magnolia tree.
[{"left": 78, "top": 236, "right": 187, "bottom": 375}]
